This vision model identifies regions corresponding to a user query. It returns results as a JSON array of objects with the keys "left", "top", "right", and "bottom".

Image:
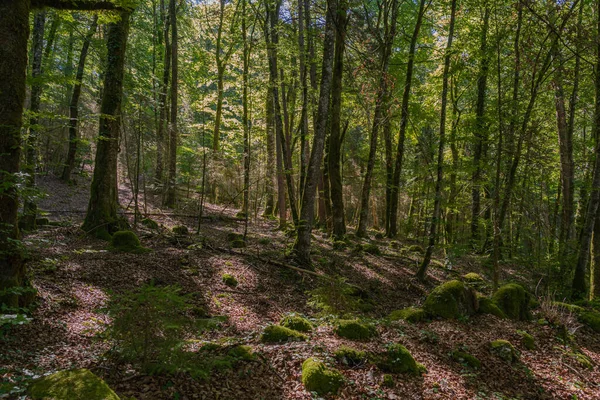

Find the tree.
[{"left": 163, "top": 0, "right": 178, "bottom": 208}]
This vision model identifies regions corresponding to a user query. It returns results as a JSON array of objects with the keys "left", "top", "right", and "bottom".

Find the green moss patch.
[
  {"left": 231, "top": 239, "right": 246, "bottom": 248},
  {"left": 491, "top": 283, "right": 531, "bottom": 320},
  {"left": 517, "top": 330, "right": 535, "bottom": 350},
  {"left": 334, "top": 319, "right": 376, "bottom": 340},
  {"left": 382, "top": 374, "right": 394, "bottom": 388},
  {"left": 423, "top": 280, "right": 477, "bottom": 319},
  {"left": 227, "top": 232, "right": 244, "bottom": 242},
  {"left": 334, "top": 345, "right": 367, "bottom": 367},
  {"left": 141, "top": 218, "right": 159, "bottom": 229},
  {"left": 407, "top": 244, "right": 425, "bottom": 254},
  {"left": 567, "top": 351, "right": 593, "bottom": 369},
  {"left": 260, "top": 325, "right": 307, "bottom": 343},
  {"left": 477, "top": 295, "right": 506, "bottom": 319},
  {"left": 227, "top": 345, "right": 256, "bottom": 361},
  {"left": 579, "top": 310, "right": 600, "bottom": 332},
  {"left": 29, "top": 369, "right": 119, "bottom": 400},
  {"left": 389, "top": 307, "right": 426, "bottom": 323},
  {"left": 490, "top": 340, "right": 520, "bottom": 363},
  {"left": 222, "top": 273, "right": 238, "bottom": 287},
  {"left": 301, "top": 358, "right": 344, "bottom": 396},
  {"left": 172, "top": 225, "right": 189, "bottom": 235},
  {"left": 279, "top": 314, "right": 313, "bottom": 332},
  {"left": 363, "top": 244, "right": 381, "bottom": 255},
  {"left": 377, "top": 344, "right": 425, "bottom": 375},
  {"left": 451, "top": 350, "right": 481, "bottom": 369},
  {"left": 110, "top": 230, "right": 149, "bottom": 253}
]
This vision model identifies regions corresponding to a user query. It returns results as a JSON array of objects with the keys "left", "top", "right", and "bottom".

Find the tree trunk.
[
  {"left": 294, "top": 0, "right": 336, "bottom": 264},
  {"left": 164, "top": 0, "right": 178, "bottom": 208},
  {"left": 417, "top": 0, "right": 457, "bottom": 281},
  {"left": 593, "top": 209, "right": 600, "bottom": 299},
  {"left": 263, "top": 89, "right": 276, "bottom": 216},
  {"left": 83, "top": 10, "right": 131, "bottom": 238},
  {"left": 242, "top": 0, "right": 250, "bottom": 220},
  {"left": 62, "top": 15, "right": 98, "bottom": 182},
  {"left": 156, "top": 0, "right": 170, "bottom": 183}
]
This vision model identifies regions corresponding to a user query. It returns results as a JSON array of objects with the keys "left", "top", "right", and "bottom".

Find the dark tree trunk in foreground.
[
  {"left": 417, "top": 0, "right": 457, "bottom": 281},
  {"left": 294, "top": 0, "right": 336, "bottom": 264},
  {"left": 164, "top": 0, "right": 178, "bottom": 208},
  {"left": 156, "top": 0, "right": 170, "bottom": 183},
  {"left": 62, "top": 15, "right": 98, "bottom": 182},
  {"left": 83, "top": 10, "right": 131, "bottom": 238}
]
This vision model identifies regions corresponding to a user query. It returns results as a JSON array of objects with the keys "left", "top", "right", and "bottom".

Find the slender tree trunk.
[
  {"left": 389, "top": 0, "right": 426, "bottom": 238},
  {"left": 83, "top": 10, "right": 132, "bottom": 238},
  {"left": 264, "top": 90, "right": 276, "bottom": 216},
  {"left": 297, "top": 0, "right": 309, "bottom": 197},
  {"left": 593, "top": 209, "right": 600, "bottom": 299},
  {"left": 242, "top": 0, "right": 250, "bottom": 219},
  {"left": 62, "top": 15, "right": 98, "bottom": 182},
  {"left": 164, "top": 0, "right": 178, "bottom": 208},
  {"left": 156, "top": 0, "right": 170, "bottom": 183},
  {"left": 294, "top": 0, "right": 336, "bottom": 264},
  {"left": 417, "top": 0, "right": 457, "bottom": 281}
]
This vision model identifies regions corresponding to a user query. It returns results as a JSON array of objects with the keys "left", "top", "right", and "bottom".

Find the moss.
[
  {"left": 260, "top": 325, "right": 307, "bottom": 343},
  {"left": 172, "top": 225, "right": 189, "bottom": 235},
  {"left": 279, "top": 314, "right": 313, "bottom": 332},
  {"left": 231, "top": 239, "right": 246, "bottom": 248},
  {"left": 227, "top": 345, "right": 256, "bottom": 361},
  {"left": 378, "top": 344, "right": 425, "bottom": 375},
  {"left": 301, "top": 358, "right": 344, "bottom": 395},
  {"left": 35, "top": 217, "right": 50, "bottom": 226},
  {"left": 490, "top": 340, "right": 519, "bottom": 363},
  {"left": 423, "top": 280, "right": 477, "bottom": 319},
  {"left": 451, "top": 350, "right": 481, "bottom": 369},
  {"left": 477, "top": 295, "right": 507, "bottom": 319},
  {"left": 491, "top": 283, "right": 531, "bottom": 320},
  {"left": 552, "top": 301, "right": 585, "bottom": 313},
  {"left": 389, "top": 307, "right": 426, "bottom": 323},
  {"left": 29, "top": 369, "right": 119, "bottom": 400},
  {"left": 382, "top": 374, "right": 394, "bottom": 388},
  {"left": 363, "top": 244, "right": 381, "bottom": 255},
  {"left": 235, "top": 211, "right": 247, "bottom": 219},
  {"left": 517, "top": 330, "right": 535, "bottom": 350},
  {"left": 568, "top": 351, "right": 593, "bottom": 370},
  {"left": 334, "top": 345, "right": 367, "bottom": 367},
  {"left": 579, "top": 310, "right": 600, "bottom": 332},
  {"left": 332, "top": 240, "right": 347, "bottom": 250},
  {"left": 222, "top": 273, "right": 238, "bottom": 287},
  {"left": 110, "top": 230, "right": 149, "bottom": 253},
  {"left": 334, "top": 319, "right": 376, "bottom": 340},
  {"left": 141, "top": 218, "right": 159, "bottom": 229},
  {"left": 462, "top": 272, "right": 485, "bottom": 283},
  {"left": 227, "top": 232, "right": 244, "bottom": 242},
  {"left": 407, "top": 244, "right": 424, "bottom": 254}
]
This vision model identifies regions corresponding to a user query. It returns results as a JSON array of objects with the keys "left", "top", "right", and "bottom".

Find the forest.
[{"left": 2, "top": 0, "right": 600, "bottom": 398}]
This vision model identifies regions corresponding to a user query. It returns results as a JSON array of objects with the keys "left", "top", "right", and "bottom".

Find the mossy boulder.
[
  {"left": 423, "top": 280, "right": 477, "bottom": 319},
  {"left": 462, "top": 273, "right": 486, "bottom": 290},
  {"left": 517, "top": 330, "right": 535, "bottom": 350},
  {"left": 389, "top": 307, "right": 426, "bottom": 323},
  {"left": 222, "top": 273, "right": 238, "bottom": 287},
  {"left": 579, "top": 310, "right": 600, "bottom": 332},
  {"left": 407, "top": 244, "right": 425, "bottom": 254},
  {"left": 260, "top": 325, "right": 307, "bottom": 343},
  {"left": 492, "top": 283, "right": 531, "bottom": 320},
  {"left": 334, "top": 345, "right": 367, "bottom": 367},
  {"left": 231, "top": 239, "right": 246, "bottom": 248},
  {"left": 363, "top": 244, "right": 381, "bottom": 255},
  {"left": 477, "top": 295, "right": 507, "bottom": 319},
  {"left": 490, "top": 340, "right": 520, "bottom": 363},
  {"left": 227, "top": 232, "right": 244, "bottom": 242},
  {"left": 332, "top": 240, "right": 347, "bottom": 250},
  {"left": 382, "top": 374, "right": 394, "bottom": 388},
  {"left": 279, "top": 314, "right": 313, "bottom": 332},
  {"left": 301, "top": 358, "right": 344, "bottom": 396},
  {"left": 172, "top": 225, "right": 189, "bottom": 235},
  {"left": 29, "top": 369, "right": 119, "bottom": 400},
  {"left": 141, "top": 218, "right": 159, "bottom": 229},
  {"left": 377, "top": 344, "right": 425, "bottom": 375},
  {"left": 568, "top": 351, "right": 593, "bottom": 369},
  {"left": 451, "top": 350, "right": 481, "bottom": 369},
  {"left": 334, "top": 319, "right": 376, "bottom": 340},
  {"left": 110, "top": 231, "right": 149, "bottom": 253},
  {"left": 552, "top": 301, "right": 585, "bottom": 313},
  {"left": 227, "top": 345, "right": 256, "bottom": 361}
]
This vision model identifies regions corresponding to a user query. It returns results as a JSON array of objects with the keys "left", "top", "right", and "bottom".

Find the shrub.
[
  {"left": 110, "top": 231, "right": 149, "bottom": 253},
  {"left": 334, "top": 319, "right": 376, "bottom": 340},
  {"left": 377, "top": 344, "right": 425, "bottom": 375},
  {"left": 423, "top": 280, "right": 477, "bottom": 319},
  {"left": 389, "top": 307, "right": 426, "bottom": 323},
  {"left": 492, "top": 284, "right": 531, "bottom": 320},
  {"left": 301, "top": 358, "right": 344, "bottom": 395},
  {"left": 334, "top": 345, "right": 367, "bottom": 367},
  {"left": 279, "top": 313, "right": 313, "bottom": 332},
  {"left": 260, "top": 325, "right": 307, "bottom": 343},
  {"left": 222, "top": 273, "right": 238, "bottom": 287}
]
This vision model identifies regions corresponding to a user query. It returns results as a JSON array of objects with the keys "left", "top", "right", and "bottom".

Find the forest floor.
[{"left": 2, "top": 174, "right": 600, "bottom": 399}]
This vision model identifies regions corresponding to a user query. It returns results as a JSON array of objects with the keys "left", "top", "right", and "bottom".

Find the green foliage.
[
  {"left": 109, "top": 230, "right": 149, "bottom": 253},
  {"left": 231, "top": 239, "right": 246, "bottom": 248},
  {"left": 407, "top": 245, "right": 424, "bottom": 254},
  {"left": 517, "top": 330, "right": 535, "bottom": 350},
  {"left": 423, "top": 280, "right": 477, "bottom": 319},
  {"left": 308, "top": 276, "right": 361, "bottom": 317},
  {"left": 301, "top": 358, "right": 344, "bottom": 396},
  {"left": 227, "top": 345, "right": 256, "bottom": 361},
  {"left": 29, "top": 369, "right": 119, "bottom": 400},
  {"left": 377, "top": 343, "right": 425, "bottom": 375},
  {"left": 222, "top": 273, "right": 238, "bottom": 287},
  {"left": 490, "top": 340, "right": 520, "bottom": 363},
  {"left": 451, "top": 350, "right": 481, "bottom": 369},
  {"left": 579, "top": 310, "right": 600, "bottom": 332},
  {"left": 334, "top": 319, "right": 376, "bottom": 340},
  {"left": 389, "top": 307, "right": 426, "bottom": 323},
  {"left": 492, "top": 284, "right": 532, "bottom": 320},
  {"left": 279, "top": 313, "right": 313, "bottom": 332},
  {"left": 260, "top": 325, "right": 307, "bottom": 343},
  {"left": 332, "top": 240, "right": 347, "bottom": 250},
  {"left": 363, "top": 243, "right": 381, "bottom": 255},
  {"left": 334, "top": 345, "right": 367, "bottom": 367}
]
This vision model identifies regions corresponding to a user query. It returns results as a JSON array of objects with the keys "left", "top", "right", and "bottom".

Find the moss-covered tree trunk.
[{"left": 83, "top": 10, "right": 131, "bottom": 238}]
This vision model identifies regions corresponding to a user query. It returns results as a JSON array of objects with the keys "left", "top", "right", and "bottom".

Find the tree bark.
[
  {"left": 263, "top": 89, "right": 276, "bottom": 217},
  {"left": 155, "top": 0, "right": 170, "bottom": 183},
  {"left": 164, "top": 0, "right": 178, "bottom": 208}
]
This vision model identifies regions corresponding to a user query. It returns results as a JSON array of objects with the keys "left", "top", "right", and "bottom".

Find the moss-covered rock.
[
  {"left": 477, "top": 295, "right": 507, "bottom": 319},
  {"left": 517, "top": 330, "right": 535, "bottom": 350},
  {"left": 491, "top": 283, "right": 531, "bottom": 320},
  {"left": 227, "top": 345, "right": 256, "bottom": 361},
  {"left": 334, "top": 319, "right": 376, "bottom": 340},
  {"left": 382, "top": 374, "right": 394, "bottom": 388},
  {"left": 301, "top": 358, "right": 344, "bottom": 395},
  {"left": 389, "top": 307, "right": 426, "bottom": 323},
  {"left": 279, "top": 314, "right": 313, "bottom": 332},
  {"left": 579, "top": 310, "right": 600, "bottom": 332},
  {"left": 567, "top": 351, "right": 593, "bottom": 369},
  {"left": 29, "top": 369, "right": 119, "bottom": 400},
  {"left": 407, "top": 244, "right": 425, "bottom": 254},
  {"left": 552, "top": 301, "right": 585, "bottom": 313},
  {"left": 110, "top": 231, "right": 149, "bottom": 253},
  {"left": 332, "top": 240, "right": 347, "bottom": 250},
  {"left": 231, "top": 239, "right": 246, "bottom": 248},
  {"left": 462, "top": 273, "right": 486, "bottom": 290},
  {"left": 451, "top": 350, "right": 481, "bottom": 369},
  {"left": 227, "top": 232, "right": 244, "bottom": 242},
  {"left": 490, "top": 340, "right": 520, "bottom": 363},
  {"left": 260, "top": 325, "right": 307, "bottom": 343},
  {"left": 334, "top": 345, "right": 367, "bottom": 367},
  {"left": 141, "top": 218, "right": 159, "bottom": 229},
  {"left": 423, "top": 280, "right": 477, "bottom": 319},
  {"left": 172, "top": 225, "right": 189, "bottom": 235},
  {"left": 35, "top": 217, "right": 50, "bottom": 226},
  {"left": 377, "top": 344, "right": 425, "bottom": 375},
  {"left": 222, "top": 273, "right": 238, "bottom": 287},
  {"left": 363, "top": 244, "right": 381, "bottom": 255}
]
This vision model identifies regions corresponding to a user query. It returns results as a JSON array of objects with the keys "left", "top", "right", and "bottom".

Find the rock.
[
  {"left": 221, "top": 273, "right": 238, "bottom": 287},
  {"left": 579, "top": 310, "right": 600, "bottom": 332},
  {"left": 477, "top": 294, "right": 506, "bottom": 319},
  {"left": 388, "top": 307, "right": 426, "bottom": 323},
  {"left": 334, "top": 345, "right": 367, "bottom": 367},
  {"left": 110, "top": 231, "right": 149, "bottom": 253},
  {"left": 363, "top": 244, "right": 381, "bottom": 255},
  {"left": 423, "top": 280, "right": 477, "bottom": 319},
  {"left": 141, "top": 218, "right": 159, "bottom": 230},
  {"left": 382, "top": 374, "right": 394, "bottom": 388},
  {"left": 451, "top": 350, "right": 481, "bottom": 369},
  {"left": 334, "top": 319, "right": 376, "bottom": 340},
  {"left": 301, "top": 358, "right": 344, "bottom": 396},
  {"left": 490, "top": 340, "right": 519, "bottom": 363},
  {"left": 260, "top": 325, "right": 307, "bottom": 343},
  {"left": 517, "top": 330, "right": 535, "bottom": 350},
  {"left": 492, "top": 283, "right": 531, "bottom": 320},
  {"left": 172, "top": 225, "right": 189, "bottom": 235},
  {"left": 29, "top": 369, "right": 120, "bottom": 400},
  {"left": 377, "top": 344, "right": 425, "bottom": 375},
  {"left": 279, "top": 314, "right": 313, "bottom": 332}
]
